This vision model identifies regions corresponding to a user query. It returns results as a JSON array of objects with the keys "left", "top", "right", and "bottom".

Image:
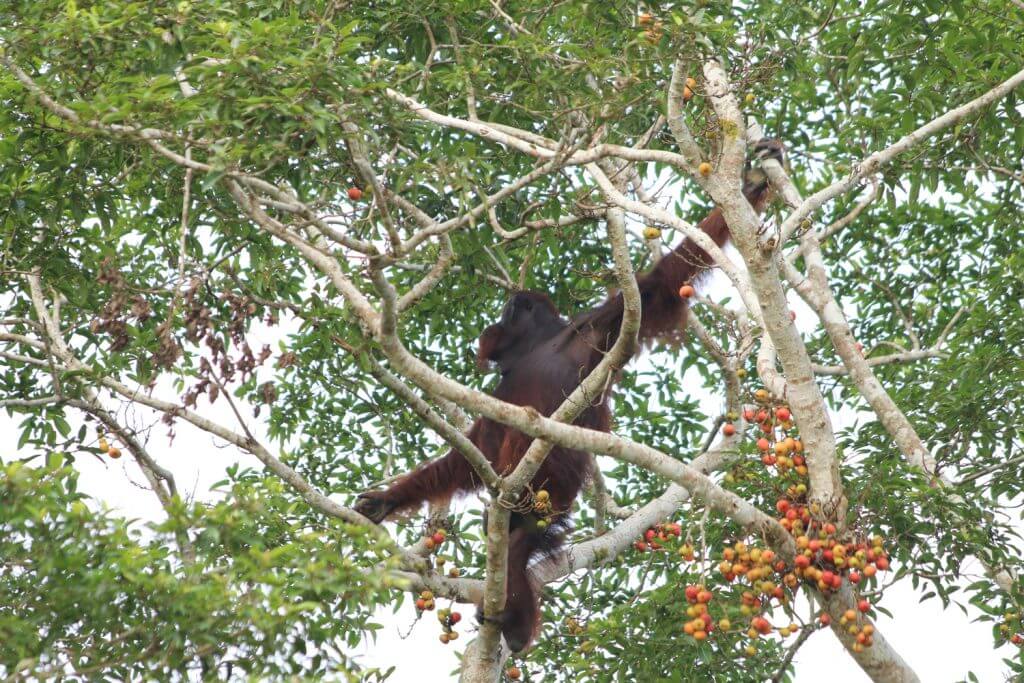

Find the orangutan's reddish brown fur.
[{"left": 356, "top": 140, "right": 784, "bottom": 653}]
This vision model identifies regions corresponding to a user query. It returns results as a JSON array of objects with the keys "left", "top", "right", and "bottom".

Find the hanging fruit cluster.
[
  {"left": 673, "top": 387, "right": 894, "bottom": 654},
  {"left": 745, "top": 392, "right": 807, "bottom": 478},
  {"left": 435, "top": 554, "right": 461, "bottom": 579},
  {"left": 96, "top": 432, "right": 122, "bottom": 459},
  {"left": 1001, "top": 612, "right": 1023, "bottom": 647},
  {"left": 533, "top": 489, "right": 554, "bottom": 531},
  {"left": 415, "top": 590, "right": 435, "bottom": 612},
  {"left": 436, "top": 607, "right": 462, "bottom": 644},
  {"left": 424, "top": 528, "right": 447, "bottom": 552},
  {"left": 637, "top": 12, "right": 664, "bottom": 44},
  {"left": 681, "top": 584, "right": 716, "bottom": 640},
  {"left": 834, "top": 607, "right": 877, "bottom": 653},
  {"left": 633, "top": 521, "right": 682, "bottom": 552}
]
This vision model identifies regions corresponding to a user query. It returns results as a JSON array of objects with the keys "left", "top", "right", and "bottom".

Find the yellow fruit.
[
  {"left": 698, "top": 162, "right": 712, "bottom": 177},
  {"left": 644, "top": 226, "right": 662, "bottom": 240}
]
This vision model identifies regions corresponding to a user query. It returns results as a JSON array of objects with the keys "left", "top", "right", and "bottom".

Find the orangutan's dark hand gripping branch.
[{"left": 356, "top": 139, "right": 785, "bottom": 653}]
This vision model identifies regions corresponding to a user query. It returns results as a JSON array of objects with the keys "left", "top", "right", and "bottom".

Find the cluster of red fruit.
[
  {"left": 436, "top": 606, "right": 462, "bottom": 644},
  {"left": 717, "top": 541, "right": 783, "bottom": 590},
  {"left": 424, "top": 528, "right": 447, "bottom": 551},
  {"left": 681, "top": 584, "right": 719, "bottom": 641},
  {"left": 821, "top": 607, "right": 876, "bottom": 652},
  {"left": 415, "top": 590, "right": 436, "bottom": 612},
  {"left": 693, "top": 390, "right": 891, "bottom": 654},
  {"left": 744, "top": 395, "right": 810, "bottom": 478},
  {"left": 716, "top": 540, "right": 801, "bottom": 651},
  {"left": 679, "top": 559, "right": 803, "bottom": 654},
  {"left": 789, "top": 524, "right": 890, "bottom": 591},
  {"left": 633, "top": 522, "right": 682, "bottom": 553},
  {"left": 1001, "top": 612, "right": 1023, "bottom": 646}
]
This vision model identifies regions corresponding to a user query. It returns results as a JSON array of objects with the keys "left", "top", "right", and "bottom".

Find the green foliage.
[
  {"left": 0, "top": 458, "right": 400, "bottom": 680},
  {"left": 2, "top": 0, "right": 1024, "bottom": 679}
]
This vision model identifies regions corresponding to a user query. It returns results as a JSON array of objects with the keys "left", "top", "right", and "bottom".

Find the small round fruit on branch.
[
  {"left": 347, "top": 186, "right": 363, "bottom": 201},
  {"left": 678, "top": 284, "right": 696, "bottom": 298}
]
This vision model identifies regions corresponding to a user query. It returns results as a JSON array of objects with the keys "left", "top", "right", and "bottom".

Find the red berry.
[
  {"left": 416, "top": 599, "right": 427, "bottom": 610},
  {"left": 775, "top": 407, "right": 791, "bottom": 421},
  {"left": 819, "top": 613, "right": 831, "bottom": 626},
  {"left": 348, "top": 186, "right": 363, "bottom": 201},
  {"left": 875, "top": 557, "right": 889, "bottom": 571},
  {"left": 450, "top": 612, "right": 462, "bottom": 623},
  {"left": 858, "top": 599, "right": 871, "bottom": 613},
  {"left": 776, "top": 500, "right": 790, "bottom": 513},
  {"left": 848, "top": 571, "right": 861, "bottom": 584},
  {"left": 757, "top": 438, "right": 771, "bottom": 451},
  {"left": 432, "top": 532, "right": 445, "bottom": 545},
  {"left": 743, "top": 409, "right": 755, "bottom": 421},
  {"left": 685, "top": 585, "right": 700, "bottom": 602},
  {"left": 795, "top": 555, "right": 810, "bottom": 569},
  {"left": 679, "top": 284, "right": 696, "bottom": 299},
  {"left": 722, "top": 423, "right": 736, "bottom": 436}
]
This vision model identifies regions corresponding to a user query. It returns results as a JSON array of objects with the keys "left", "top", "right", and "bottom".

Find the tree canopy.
[{"left": 2, "top": 1, "right": 1024, "bottom": 681}]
